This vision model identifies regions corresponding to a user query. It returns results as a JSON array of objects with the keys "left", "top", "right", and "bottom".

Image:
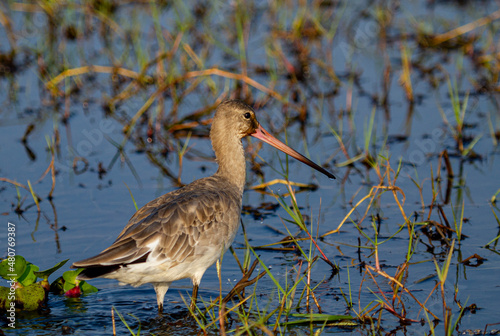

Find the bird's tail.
[{"left": 75, "top": 265, "right": 121, "bottom": 280}]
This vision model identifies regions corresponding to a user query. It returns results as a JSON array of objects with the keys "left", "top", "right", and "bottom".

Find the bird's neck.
[{"left": 212, "top": 134, "right": 246, "bottom": 194}]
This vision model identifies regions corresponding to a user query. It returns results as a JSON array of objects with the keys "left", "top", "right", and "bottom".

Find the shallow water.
[{"left": 1, "top": 0, "right": 500, "bottom": 335}]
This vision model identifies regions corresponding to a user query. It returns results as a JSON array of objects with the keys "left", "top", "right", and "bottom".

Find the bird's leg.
[
  {"left": 190, "top": 283, "right": 199, "bottom": 311},
  {"left": 158, "top": 303, "right": 163, "bottom": 314},
  {"left": 153, "top": 282, "right": 170, "bottom": 315}
]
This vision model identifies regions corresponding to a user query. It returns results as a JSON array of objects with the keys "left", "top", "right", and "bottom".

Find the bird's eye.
[{"left": 244, "top": 112, "right": 251, "bottom": 119}]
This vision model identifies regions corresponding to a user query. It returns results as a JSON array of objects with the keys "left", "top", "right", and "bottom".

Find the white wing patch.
[{"left": 146, "top": 238, "right": 161, "bottom": 262}]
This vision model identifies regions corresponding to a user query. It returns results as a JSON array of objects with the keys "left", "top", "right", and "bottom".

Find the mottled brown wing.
[{"left": 72, "top": 176, "right": 241, "bottom": 269}]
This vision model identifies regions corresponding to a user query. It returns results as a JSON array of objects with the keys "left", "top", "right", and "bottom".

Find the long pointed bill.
[{"left": 251, "top": 125, "right": 336, "bottom": 179}]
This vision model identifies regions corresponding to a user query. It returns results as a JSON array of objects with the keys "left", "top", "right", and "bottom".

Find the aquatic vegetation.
[
  {"left": 0, "top": 0, "right": 499, "bottom": 334},
  {"left": 0, "top": 256, "right": 96, "bottom": 312}
]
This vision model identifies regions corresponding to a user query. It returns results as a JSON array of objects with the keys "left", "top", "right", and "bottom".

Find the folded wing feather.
[{"left": 72, "top": 176, "right": 241, "bottom": 280}]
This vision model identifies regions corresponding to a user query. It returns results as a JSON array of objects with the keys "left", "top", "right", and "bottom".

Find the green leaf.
[
  {"left": 62, "top": 269, "right": 83, "bottom": 285},
  {"left": 0, "top": 256, "right": 27, "bottom": 281},
  {"left": 17, "top": 263, "right": 39, "bottom": 287},
  {"left": 63, "top": 280, "right": 76, "bottom": 293},
  {"left": 33, "top": 259, "right": 69, "bottom": 280},
  {"left": 80, "top": 281, "right": 98, "bottom": 294}
]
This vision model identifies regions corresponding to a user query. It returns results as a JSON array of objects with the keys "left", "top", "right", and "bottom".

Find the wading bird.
[{"left": 72, "top": 100, "right": 335, "bottom": 313}]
